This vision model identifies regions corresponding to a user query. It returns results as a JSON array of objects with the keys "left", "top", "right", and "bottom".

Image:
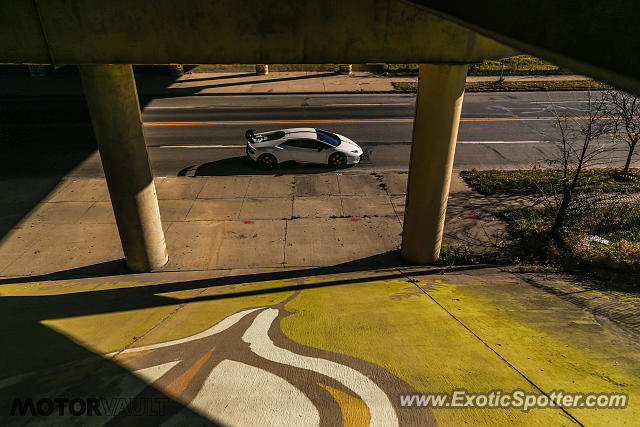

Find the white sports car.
[{"left": 245, "top": 128, "right": 363, "bottom": 169}]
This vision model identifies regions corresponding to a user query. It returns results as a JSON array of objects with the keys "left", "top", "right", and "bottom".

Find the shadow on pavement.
[
  {"left": 0, "top": 251, "right": 489, "bottom": 424},
  {"left": 138, "top": 72, "right": 338, "bottom": 97},
  {"left": 0, "top": 66, "right": 195, "bottom": 245},
  {"left": 0, "top": 125, "right": 98, "bottom": 242},
  {"left": 0, "top": 251, "right": 410, "bottom": 285},
  {"left": 0, "top": 260, "right": 131, "bottom": 285},
  {"left": 190, "top": 155, "right": 354, "bottom": 176},
  {"left": 169, "top": 72, "right": 260, "bottom": 84}
]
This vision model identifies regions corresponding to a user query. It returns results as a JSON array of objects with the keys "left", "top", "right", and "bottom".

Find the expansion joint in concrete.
[{"left": 395, "top": 267, "right": 585, "bottom": 426}]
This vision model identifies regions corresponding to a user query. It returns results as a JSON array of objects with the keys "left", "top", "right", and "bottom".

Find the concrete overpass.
[{"left": 1, "top": 0, "right": 637, "bottom": 271}]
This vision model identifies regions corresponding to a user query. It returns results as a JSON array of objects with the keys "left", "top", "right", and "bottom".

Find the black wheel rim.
[
  {"left": 260, "top": 155, "right": 274, "bottom": 168},
  {"left": 331, "top": 154, "right": 345, "bottom": 167}
]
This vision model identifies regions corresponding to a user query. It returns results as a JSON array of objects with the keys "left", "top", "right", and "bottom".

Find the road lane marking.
[
  {"left": 457, "top": 140, "right": 547, "bottom": 144},
  {"left": 144, "top": 103, "right": 415, "bottom": 109},
  {"left": 155, "top": 145, "right": 246, "bottom": 148},
  {"left": 143, "top": 118, "right": 412, "bottom": 126},
  {"left": 151, "top": 141, "right": 548, "bottom": 149},
  {"left": 3, "top": 115, "right": 606, "bottom": 129},
  {"left": 530, "top": 100, "right": 610, "bottom": 104},
  {"left": 142, "top": 116, "right": 601, "bottom": 126},
  {"left": 323, "top": 103, "right": 413, "bottom": 106}
]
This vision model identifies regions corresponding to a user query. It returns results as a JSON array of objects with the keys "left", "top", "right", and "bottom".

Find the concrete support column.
[
  {"left": 79, "top": 64, "right": 168, "bottom": 272},
  {"left": 28, "top": 65, "right": 46, "bottom": 77},
  {"left": 255, "top": 64, "right": 268, "bottom": 75},
  {"left": 169, "top": 64, "right": 184, "bottom": 76},
  {"left": 401, "top": 64, "right": 467, "bottom": 264},
  {"left": 338, "top": 64, "right": 352, "bottom": 75}
]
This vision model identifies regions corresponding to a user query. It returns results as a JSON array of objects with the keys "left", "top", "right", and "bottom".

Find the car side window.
[
  {"left": 284, "top": 139, "right": 317, "bottom": 149},
  {"left": 282, "top": 139, "right": 303, "bottom": 148},
  {"left": 300, "top": 139, "right": 319, "bottom": 149}
]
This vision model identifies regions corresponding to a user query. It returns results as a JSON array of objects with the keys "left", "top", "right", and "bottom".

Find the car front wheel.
[
  {"left": 328, "top": 152, "right": 347, "bottom": 168},
  {"left": 257, "top": 153, "right": 278, "bottom": 170}
]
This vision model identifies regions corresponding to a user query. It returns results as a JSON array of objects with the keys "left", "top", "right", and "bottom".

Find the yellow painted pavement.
[{"left": 1, "top": 268, "right": 638, "bottom": 425}]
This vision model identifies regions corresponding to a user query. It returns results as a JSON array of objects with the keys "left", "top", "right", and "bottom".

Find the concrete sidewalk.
[
  {"left": 0, "top": 172, "right": 406, "bottom": 275},
  {"left": 0, "top": 70, "right": 591, "bottom": 97},
  {"left": 1, "top": 172, "right": 639, "bottom": 425},
  {"left": 0, "top": 171, "right": 506, "bottom": 277}
]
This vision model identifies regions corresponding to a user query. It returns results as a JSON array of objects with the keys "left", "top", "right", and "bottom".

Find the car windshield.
[{"left": 316, "top": 129, "right": 341, "bottom": 147}]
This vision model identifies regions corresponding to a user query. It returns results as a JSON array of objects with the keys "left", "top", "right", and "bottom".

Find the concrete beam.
[
  {"left": 401, "top": 64, "right": 467, "bottom": 264},
  {"left": 407, "top": 1, "right": 640, "bottom": 94},
  {"left": 0, "top": 0, "right": 515, "bottom": 65},
  {"left": 79, "top": 64, "right": 168, "bottom": 272}
]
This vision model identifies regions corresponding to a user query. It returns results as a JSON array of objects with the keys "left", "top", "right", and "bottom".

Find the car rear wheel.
[
  {"left": 328, "top": 152, "right": 347, "bottom": 168},
  {"left": 257, "top": 153, "right": 277, "bottom": 170}
]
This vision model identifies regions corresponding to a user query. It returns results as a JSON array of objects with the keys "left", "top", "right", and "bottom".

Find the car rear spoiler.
[{"left": 245, "top": 129, "right": 257, "bottom": 143}]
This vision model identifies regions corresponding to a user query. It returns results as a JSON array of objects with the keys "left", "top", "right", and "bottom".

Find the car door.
[
  {"left": 313, "top": 140, "right": 334, "bottom": 163},
  {"left": 281, "top": 138, "right": 322, "bottom": 163}
]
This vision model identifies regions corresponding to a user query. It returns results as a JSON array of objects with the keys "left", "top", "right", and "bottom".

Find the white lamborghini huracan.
[{"left": 245, "top": 128, "right": 363, "bottom": 169}]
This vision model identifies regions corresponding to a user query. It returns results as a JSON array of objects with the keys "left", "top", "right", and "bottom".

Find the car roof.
[
  {"left": 282, "top": 128, "right": 317, "bottom": 140},
  {"left": 252, "top": 128, "right": 318, "bottom": 147}
]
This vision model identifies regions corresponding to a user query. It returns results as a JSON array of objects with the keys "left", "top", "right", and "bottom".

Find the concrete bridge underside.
[{"left": 1, "top": 0, "right": 637, "bottom": 271}]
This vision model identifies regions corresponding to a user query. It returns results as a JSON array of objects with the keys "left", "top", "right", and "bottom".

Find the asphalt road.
[{"left": 1, "top": 91, "right": 635, "bottom": 177}]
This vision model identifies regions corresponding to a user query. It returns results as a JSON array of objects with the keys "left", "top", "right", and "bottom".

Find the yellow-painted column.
[
  {"left": 79, "top": 64, "right": 168, "bottom": 272},
  {"left": 401, "top": 64, "right": 467, "bottom": 264}
]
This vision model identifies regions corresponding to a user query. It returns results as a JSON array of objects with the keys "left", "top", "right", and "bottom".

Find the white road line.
[
  {"left": 152, "top": 141, "right": 547, "bottom": 149},
  {"left": 243, "top": 308, "right": 399, "bottom": 427},
  {"left": 154, "top": 145, "right": 245, "bottom": 148},
  {"left": 323, "top": 103, "right": 413, "bottom": 106},
  {"left": 145, "top": 106, "right": 199, "bottom": 109},
  {"left": 145, "top": 103, "right": 414, "bottom": 109},
  {"left": 530, "top": 100, "right": 609, "bottom": 104},
  {"left": 458, "top": 140, "right": 547, "bottom": 144}
]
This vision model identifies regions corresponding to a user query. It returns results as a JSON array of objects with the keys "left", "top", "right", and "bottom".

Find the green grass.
[
  {"left": 392, "top": 80, "right": 605, "bottom": 92},
  {"left": 460, "top": 169, "right": 640, "bottom": 195},
  {"left": 458, "top": 168, "right": 640, "bottom": 273},
  {"left": 468, "top": 55, "right": 566, "bottom": 75},
  {"left": 500, "top": 206, "right": 640, "bottom": 272},
  {"left": 384, "top": 55, "right": 569, "bottom": 77}
]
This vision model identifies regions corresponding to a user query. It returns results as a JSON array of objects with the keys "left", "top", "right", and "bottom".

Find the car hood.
[{"left": 337, "top": 135, "right": 363, "bottom": 154}]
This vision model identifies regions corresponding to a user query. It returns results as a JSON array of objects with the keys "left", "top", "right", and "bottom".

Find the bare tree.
[
  {"left": 603, "top": 88, "right": 640, "bottom": 174},
  {"left": 548, "top": 90, "right": 612, "bottom": 238}
]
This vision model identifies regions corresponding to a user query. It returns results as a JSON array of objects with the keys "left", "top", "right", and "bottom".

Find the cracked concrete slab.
[
  {"left": 293, "top": 196, "right": 343, "bottom": 218},
  {"left": 245, "top": 175, "right": 294, "bottom": 198},
  {"left": 239, "top": 198, "right": 292, "bottom": 220},
  {"left": 155, "top": 177, "right": 206, "bottom": 200},
  {"left": 284, "top": 217, "right": 402, "bottom": 266},
  {"left": 341, "top": 195, "right": 397, "bottom": 218},
  {"left": 294, "top": 175, "right": 340, "bottom": 197},
  {"left": 198, "top": 176, "right": 252, "bottom": 199},
  {"left": 186, "top": 199, "right": 244, "bottom": 221},
  {"left": 337, "top": 173, "right": 385, "bottom": 196},
  {"left": 46, "top": 179, "right": 110, "bottom": 202}
]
